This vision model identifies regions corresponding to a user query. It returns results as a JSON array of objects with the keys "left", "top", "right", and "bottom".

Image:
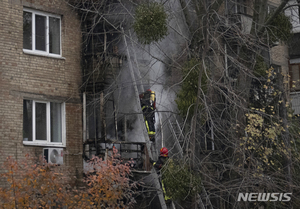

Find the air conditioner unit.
[{"left": 43, "top": 148, "right": 64, "bottom": 165}]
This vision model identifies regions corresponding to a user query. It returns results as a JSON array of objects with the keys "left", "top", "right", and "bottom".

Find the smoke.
[
  {"left": 126, "top": 118, "right": 145, "bottom": 142},
  {"left": 112, "top": 0, "right": 189, "bottom": 152}
]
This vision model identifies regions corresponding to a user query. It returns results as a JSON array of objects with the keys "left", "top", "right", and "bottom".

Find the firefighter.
[
  {"left": 139, "top": 89, "right": 156, "bottom": 141},
  {"left": 150, "top": 147, "right": 171, "bottom": 201},
  {"left": 150, "top": 147, "right": 168, "bottom": 170}
]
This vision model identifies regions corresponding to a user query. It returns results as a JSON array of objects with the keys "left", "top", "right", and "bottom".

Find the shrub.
[
  {"left": 267, "top": 12, "right": 292, "bottom": 43},
  {"left": 175, "top": 58, "right": 208, "bottom": 118},
  {"left": 162, "top": 159, "right": 202, "bottom": 201},
  {"left": 82, "top": 148, "right": 136, "bottom": 208},
  {"left": 133, "top": 2, "right": 168, "bottom": 44},
  {"left": 0, "top": 154, "right": 72, "bottom": 208},
  {"left": 0, "top": 147, "right": 136, "bottom": 209}
]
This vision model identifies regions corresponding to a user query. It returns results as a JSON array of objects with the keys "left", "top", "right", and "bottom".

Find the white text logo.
[{"left": 237, "top": 193, "right": 292, "bottom": 202}]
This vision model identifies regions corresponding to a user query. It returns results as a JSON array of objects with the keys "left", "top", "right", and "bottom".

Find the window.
[
  {"left": 23, "top": 8, "right": 61, "bottom": 57},
  {"left": 23, "top": 100, "right": 65, "bottom": 146},
  {"left": 236, "top": 0, "right": 246, "bottom": 14},
  {"left": 227, "top": 0, "right": 246, "bottom": 15},
  {"left": 268, "top": 4, "right": 276, "bottom": 14}
]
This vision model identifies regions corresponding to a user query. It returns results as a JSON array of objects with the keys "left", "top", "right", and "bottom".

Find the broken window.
[
  {"left": 23, "top": 100, "right": 65, "bottom": 146},
  {"left": 23, "top": 8, "right": 61, "bottom": 56}
]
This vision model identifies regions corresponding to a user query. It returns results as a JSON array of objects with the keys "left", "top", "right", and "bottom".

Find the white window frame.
[
  {"left": 23, "top": 100, "right": 66, "bottom": 147},
  {"left": 23, "top": 8, "right": 62, "bottom": 58}
]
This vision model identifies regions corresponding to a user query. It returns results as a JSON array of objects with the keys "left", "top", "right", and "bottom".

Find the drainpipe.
[{"left": 83, "top": 92, "right": 87, "bottom": 143}]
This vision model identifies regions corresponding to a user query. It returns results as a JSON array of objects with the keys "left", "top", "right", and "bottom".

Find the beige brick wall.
[{"left": 0, "top": 0, "right": 83, "bottom": 186}]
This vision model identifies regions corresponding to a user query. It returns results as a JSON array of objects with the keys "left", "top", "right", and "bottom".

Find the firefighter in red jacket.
[{"left": 139, "top": 89, "right": 156, "bottom": 141}]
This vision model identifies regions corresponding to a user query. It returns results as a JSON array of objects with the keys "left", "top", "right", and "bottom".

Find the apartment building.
[
  {"left": 286, "top": 0, "right": 300, "bottom": 113},
  {"left": 0, "top": 0, "right": 83, "bottom": 186}
]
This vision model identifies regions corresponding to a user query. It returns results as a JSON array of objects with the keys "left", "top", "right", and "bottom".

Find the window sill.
[
  {"left": 290, "top": 58, "right": 300, "bottom": 64},
  {"left": 23, "top": 50, "right": 65, "bottom": 60},
  {"left": 23, "top": 141, "right": 66, "bottom": 147}
]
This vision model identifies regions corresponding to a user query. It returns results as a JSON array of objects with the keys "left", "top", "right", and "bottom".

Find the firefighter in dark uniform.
[
  {"left": 151, "top": 147, "right": 168, "bottom": 169},
  {"left": 150, "top": 147, "right": 171, "bottom": 201},
  {"left": 139, "top": 89, "right": 156, "bottom": 141}
]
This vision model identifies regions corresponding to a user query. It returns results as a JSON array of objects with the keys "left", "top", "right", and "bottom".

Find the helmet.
[
  {"left": 146, "top": 89, "right": 152, "bottom": 92},
  {"left": 160, "top": 147, "right": 168, "bottom": 157}
]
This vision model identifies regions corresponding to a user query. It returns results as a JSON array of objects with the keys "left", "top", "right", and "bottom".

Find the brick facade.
[{"left": 0, "top": 0, "right": 83, "bottom": 186}]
